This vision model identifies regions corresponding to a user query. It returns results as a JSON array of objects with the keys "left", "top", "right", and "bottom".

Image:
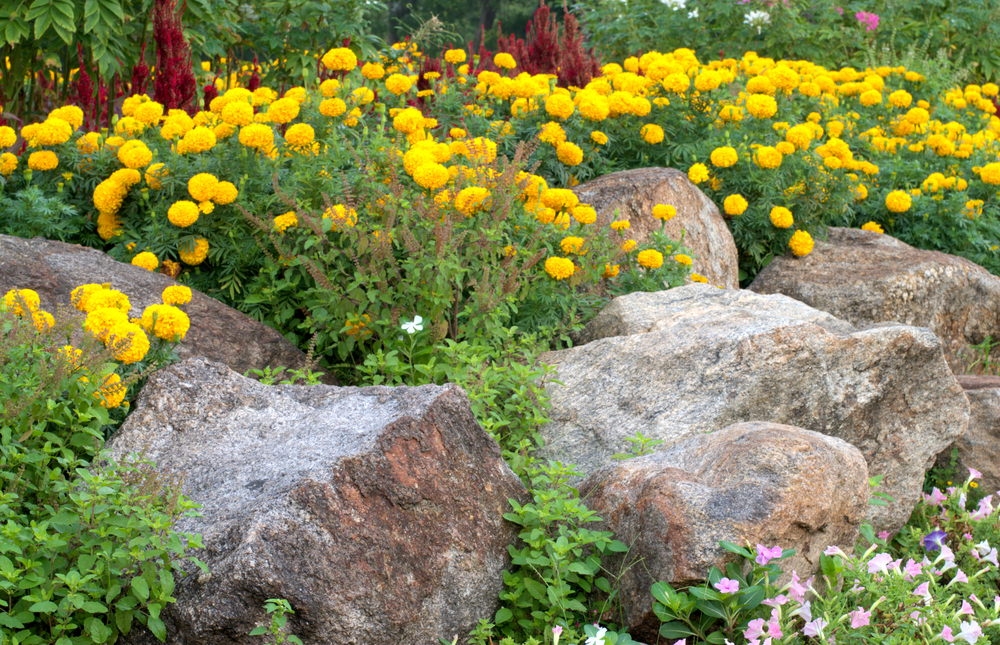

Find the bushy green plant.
[
  {"left": 496, "top": 460, "right": 628, "bottom": 640},
  {"left": 0, "top": 186, "right": 85, "bottom": 242},
  {"left": 250, "top": 598, "right": 303, "bottom": 645},
  {"left": 0, "top": 301, "right": 204, "bottom": 644}
]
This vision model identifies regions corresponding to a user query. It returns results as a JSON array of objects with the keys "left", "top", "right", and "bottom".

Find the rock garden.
[{"left": 2, "top": 1, "right": 1000, "bottom": 643}]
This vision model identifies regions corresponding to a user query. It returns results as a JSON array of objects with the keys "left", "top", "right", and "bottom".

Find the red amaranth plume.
[
  {"left": 75, "top": 44, "right": 95, "bottom": 130},
  {"left": 203, "top": 81, "right": 219, "bottom": 110},
  {"left": 556, "top": 1, "right": 600, "bottom": 88},
  {"left": 152, "top": 0, "right": 197, "bottom": 113},
  {"left": 247, "top": 56, "right": 261, "bottom": 92},
  {"left": 130, "top": 42, "right": 151, "bottom": 96}
]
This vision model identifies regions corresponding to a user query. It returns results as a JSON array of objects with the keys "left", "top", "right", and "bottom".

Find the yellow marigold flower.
[
  {"left": 539, "top": 121, "right": 567, "bottom": 146},
  {"left": 690, "top": 273, "right": 708, "bottom": 283},
  {"left": 789, "top": 230, "right": 814, "bottom": 257},
  {"left": 0, "top": 125, "right": 15, "bottom": 148},
  {"left": 28, "top": 151, "right": 58, "bottom": 171},
  {"left": 362, "top": 62, "right": 386, "bottom": 80},
  {"left": 198, "top": 200, "right": 214, "bottom": 214},
  {"left": 413, "top": 163, "right": 450, "bottom": 190},
  {"left": 142, "top": 163, "right": 168, "bottom": 189},
  {"left": 887, "top": 89, "right": 912, "bottom": 108},
  {"left": 162, "top": 285, "right": 192, "bottom": 306},
  {"left": 710, "top": 146, "right": 739, "bottom": 168},
  {"left": 107, "top": 322, "right": 150, "bottom": 364},
  {"left": 602, "top": 264, "right": 620, "bottom": 278},
  {"left": 239, "top": 123, "right": 274, "bottom": 150},
  {"left": 859, "top": 90, "right": 882, "bottom": 106},
  {"left": 449, "top": 128, "right": 467, "bottom": 139},
  {"left": 675, "top": 254, "right": 693, "bottom": 266},
  {"left": 133, "top": 101, "right": 164, "bottom": 126},
  {"left": 445, "top": 49, "right": 466, "bottom": 64},
  {"left": 853, "top": 184, "right": 868, "bottom": 201},
  {"left": 118, "top": 140, "right": 153, "bottom": 168},
  {"left": 544, "top": 256, "right": 574, "bottom": 280},
  {"left": 611, "top": 220, "right": 630, "bottom": 231},
  {"left": 540, "top": 188, "right": 578, "bottom": 211},
  {"left": 572, "top": 205, "right": 597, "bottom": 225},
  {"left": 212, "top": 181, "right": 238, "bottom": 205},
  {"left": 560, "top": 236, "right": 586, "bottom": 254},
  {"left": 785, "top": 124, "right": 813, "bottom": 150},
  {"left": 0, "top": 152, "right": 18, "bottom": 176},
  {"left": 221, "top": 99, "right": 254, "bottom": 127},
  {"left": 824, "top": 156, "right": 842, "bottom": 169},
  {"left": 131, "top": 252, "right": 159, "bottom": 271},
  {"left": 34, "top": 118, "right": 73, "bottom": 145},
  {"left": 97, "top": 213, "right": 122, "bottom": 241},
  {"left": 662, "top": 73, "right": 690, "bottom": 94},
  {"left": 641, "top": 123, "right": 664, "bottom": 144},
  {"left": 87, "top": 289, "right": 130, "bottom": 314},
  {"left": 70, "top": 284, "right": 104, "bottom": 312},
  {"left": 652, "top": 204, "right": 676, "bottom": 221},
  {"left": 322, "top": 47, "right": 357, "bottom": 71},
  {"left": 578, "top": 94, "right": 610, "bottom": 121},
  {"left": 546, "top": 94, "right": 575, "bottom": 119},
  {"left": 746, "top": 75, "right": 776, "bottom": 96},
  {"left": 637, "top": 249, "right": 664, "bottom": 269},
  {"left": 48, "top": 105, "right": 83, "bottom": 129},
  {"left": 774, "top": 141, "right": 795, "bottom": 156},
  {"left": 179, "top": 237, "right": 210, "bottom": 266},
  {"left": 590, "top": 130, "right": 608, "bottom": 145},
  {"left": 84, "top": 307, "right": 129, "bottom": 341},
  {"left": 188, "top": 173, "right": 219, "bottom": 202},
  {"left": 621, "top": 239, "right": 637, "bottom": 253},
  {"left": 885, "top": 190, "right": 912, "bottom": 213},
  {"left": 688, "top": 163, "right": 709, "bottom": 184},
  {"left": 694, "top": 70, "right": 723, "bottom": 93},
  {"left": 980, "top": 163, "right": 1000, "bottom": 185},
  {"left": 109, "top": 168, "right": 141, "bottom": 188},
  {"left": 93, "top": 179, "right": 127, "bottom": 214},
  {"left": 455, "top": 187, "right": 491, "bottom": 215},
  {"left": 93, "top": 373, "right": 127, "bottom": 409},
  {"left": 724, "top": 194, "right": 748, "bottom": 216},
  {"left": 464, "top": 137, "right": 498, "bottom": 163},
  {"left": 753, "top": 146, "right": 782, "bottom": 169},
  {"left": 861, "top": 221, "right": 884, "bottom": 233},
  {"left": 494, "top": 53, "right": 516, "bottom": 69},
  {"left": 265, "top": 98, "right": 299, "bottom": 125},
  {"left": 319, "top": 98, "right": 348, "bottom": 118},
  {"left": 323, "top": 204, "right": 358, "bottom": 230},
  {"left": 31, "top": 310, "right": 54, "bottom": 332},
  {"left": 746, "top": 94, "right": 778, "bottom": 119},
  {"left": 385, "top": 74, "right": 413, "bottom": 95},
  {"left": 285, "top": 123, "right": 315, "bottom": 148},
  {"left": 556, "top": 141, "right": 583, "bottom": 166},
  {"left": 904, "top": 107, "right": 929, "bottom": 125},
  {"left": 274, "top": 211, "right": 298, "bottom": 233},
  {"left": 141, "top": 304, "right": 191, "bottom": 341},
  {"left": 3, "top": 288, "right": 40, "bottom": 315},
  {"left": 769, "top": 206, "right": 793, "bottom": 228}
]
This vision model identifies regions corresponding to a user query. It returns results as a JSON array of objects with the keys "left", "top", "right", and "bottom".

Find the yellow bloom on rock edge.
[
  {"left": 789, "top": 230, "right": 814, "bottom": 257},
  {"left": 861, "top": 221, "right": 884, "bottom": 233},
  {"left": 652, "top": 204, "right": 676, "bottom": 221},
  {"left": 675, "top": 254, "right": 693, "bottom": 266},
  {"left": 769, "top": 206, "right": 793, "bottom": 229},
  {"left": 162, "top": 285, "right": 193, "bottom": 305},
  {"left": 637, "top": 249, "right": 664, "bottom": 269},
  {"left": 131, "top": 252, "right": 159, "bottom": 271},
  {"left": 4, "top": 288, "right": 40, "bottom": 315}
]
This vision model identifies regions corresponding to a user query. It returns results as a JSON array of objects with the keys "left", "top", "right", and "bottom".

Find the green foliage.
[
  {"left": 496, "top": 460, "right": 628, "bottom": 640},
  {"left": 960, "top": 336, "right": 1000, "bottom": 375},
  {"left": 610, "top": 431, "right": 665, "bottom": 460},
  {"left": 0, "top": 185, "right": 85, "bottom": 242},
  {"left": 0, "top": 303, "right": 204, "bottom": 644},
  {"left": 249, "top": 598, "right": 303, "bottom": 645},
  {"left": 653, "top": 542, "right": 789, "bottom": 644},
  {"left": 244, "top": 365, "right": 324, "bottom": 385}
]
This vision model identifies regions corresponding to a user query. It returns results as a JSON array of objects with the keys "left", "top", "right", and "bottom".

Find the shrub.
[{"left": 0, "top": 290, "right": 202, "bottom": 644}]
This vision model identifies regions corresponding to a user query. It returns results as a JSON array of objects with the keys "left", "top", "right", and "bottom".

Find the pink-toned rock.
[
  {"left": 748, "top": 227, "right": 1000, "bottom": 370},
  {"left": 572, "top": 168, "right": 740, "bottom": 289},
  {"left": 579, "top": 422, "right": 869, "bottom": 642}
]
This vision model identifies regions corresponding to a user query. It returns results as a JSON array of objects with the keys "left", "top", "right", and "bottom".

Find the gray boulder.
[
  {"left": 935, "top": 375, "right": 1000, "bottom": 494},
  {"left": 572, "top": 168, "right": 740, "bottom": 289},
  {"left": 580, "top": 422, "right": 869, "bottom": 642},
  {"left": 748, "top": 227, "right": 1000, "bottom": 371},
  {"left": 108, "top": 358, "right": 527, "bottom": 645},
  {"left": 538, "top": 285, "right": 969, "bottom": 533},
  {"left": 0, "top": 234, "right": 315, "bottom": 379}
]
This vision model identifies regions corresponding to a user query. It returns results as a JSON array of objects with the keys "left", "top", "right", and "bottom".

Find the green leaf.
[
  {"left": 130, "top": 577, "right": 149, "bottom": 602},
  {"left": 249, "top": 626, "right": 268, "bottom": 635},
  {"left": 82, "top": 601, "right": 108, "bottom": 613},
  {"left": 718, "top": 541, "right": 753, "bottom": 559},
  {"left": 494, "top": 607, "right": 513, "bottom": 624},
  {"left": 29, "top": 601, "right": 58, "bottom": 613},
  {"left": 147, "top": 615, "right": 166, "bottom": 641}
]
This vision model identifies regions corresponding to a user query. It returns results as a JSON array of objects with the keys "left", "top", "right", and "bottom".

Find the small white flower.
[
  {"left": 744, "top": 9, "right": 771, "bottom": 33},
  {"left": 401, "top": 315, "right": 424, "bottom": 334},
  {"left": 585, "top": 627, "right": 607, "bottom": 645},
  {"left": 688, "top": 8, "right": 698, "bottom": 18},
  {"left": 661, "top": 0, "right": 686, "bottom": 10}
]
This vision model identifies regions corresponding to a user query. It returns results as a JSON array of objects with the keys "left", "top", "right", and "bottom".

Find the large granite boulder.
[
  {"left": 107, "top": 358, "right": 527, "bottom": 645},
  {"left": 748, "top": 227, "right": 1000, "bottom": 370},
  {"left": 0, "top": 234, "right": 314, "bottom": 379},
  {"left": 580, "top": 422, "right": 869, "bottom": 642},
  {"left": 572, "top": 168, "right": 740, "bottom": 289},
  {"left": 935, "top": 375, "right": 1000, "bottom": 494},
  {"left": 538, "top": 285, "right": 970, "bottom": 533}
]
